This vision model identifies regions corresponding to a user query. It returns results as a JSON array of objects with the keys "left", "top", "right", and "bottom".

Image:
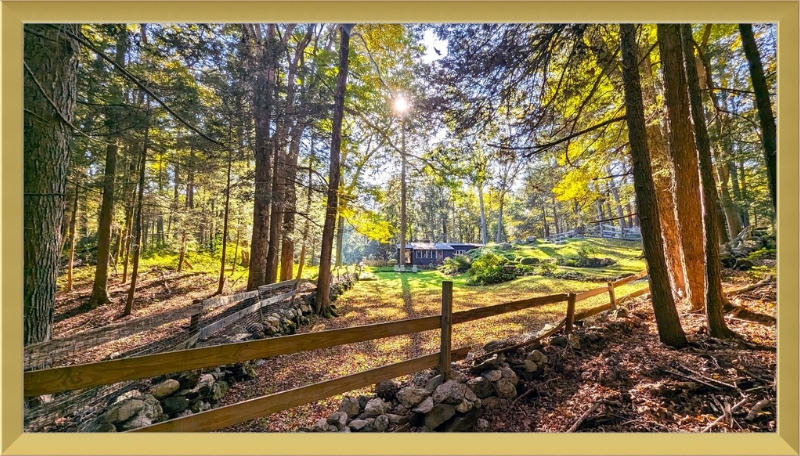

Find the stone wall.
[{"left": 300, "top": 346, "right": 554, "bottom": 433}]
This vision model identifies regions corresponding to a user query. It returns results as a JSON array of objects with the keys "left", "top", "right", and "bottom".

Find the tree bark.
[
  {"left": 66, "top": 182, "right": 80, "bottom": 292},
  {"left": 124, "top": 105, "right": 150, "bottom": 316},
  {"left": 245, "top": 24, "right": 277, "bottom": 290},
  {"left": 23, "top": 24, "right": 79, "bottom": 344},
  {"left": 681, "top": 25, "right": 735, "bottom": 337},
  {"left": 216, "top": 143, "right": 233, "bottom": 295},
  {"left": 620, "top": 23, "right": 687, "bottom": 348},
  {"left": 658, "top": 24, "right": 706, "bottom": 312},
  {"left": 88, "top": 26, "right": 127, "bottom": 308},
  {"left": 495, "top": 194, "right": 505, "bottom": 243},
  {"left": 640, "top": 35, "right": 687, "bottom": 296},
  {"left": 738, "top": 24, "right": 777, "bottom": 212},
  {"left": 541, "top": 196, "right": 550, "bottom": 238},
  {"left": 335, "top": 214, "right": 345, "bottom": 267},
  {"left": 607, "top": 169, "right": 627, "bottom": 229},
  {"left": 296, "top": 146, "right": 315, "bottom": 281},
  {"left": 315, "top": 24, "right": 352, "bottom": 315},
  {"left": 551, "top": 195, "right": 560, "bottom": 234}
]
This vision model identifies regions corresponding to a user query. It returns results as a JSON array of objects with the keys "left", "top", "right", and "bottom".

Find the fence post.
[
  {"left": 607, "top": 281, "right": 617, "bottom": 309},
  {"left": 565, "top": 293, "right": 576, "bottom": 335},
  {"left": 440, "top": 281, "right": 453, "bottom": 380}
]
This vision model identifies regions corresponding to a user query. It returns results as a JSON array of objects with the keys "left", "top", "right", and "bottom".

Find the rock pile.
[
  {"left": 79, "top": 362, "right": 257, "bottom": 432},
  {"left": 302, "top": 360, "right": 522, "bottom": 433}
]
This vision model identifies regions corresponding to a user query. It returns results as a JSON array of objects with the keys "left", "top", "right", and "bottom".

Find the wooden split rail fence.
[{"left": 24, "top": 270, "right": 649, "bottom": 432}]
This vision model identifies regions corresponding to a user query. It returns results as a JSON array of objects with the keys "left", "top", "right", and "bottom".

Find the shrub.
[
  {"left": 577, "top": 245, "right": 598, "bottom": 259},
  {"left": 536, "top": 261, "right": 558, "bottom": 275},
  {"left": 520, "top": 257, "right": 539, "bottom": 265},
  {"left": 440, "top": 254, "right": 472, "bottom": 275},
  {"left": 467, "top": 253, "right": 516, "bottom": 285}
]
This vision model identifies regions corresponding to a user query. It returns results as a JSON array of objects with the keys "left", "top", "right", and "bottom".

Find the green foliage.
[
  {"left": 439, "top": 254, "right": 472, "bottom": 275},
  {"left": 536, "top": 260, "right": 558, "bottom": 275},
  {"left": 466, "top": 253, "right": 516, "bottom": 286},
  {"left": 520, "top": 257, "right": 540, "bottom": 265},
  {"left": 577, "top": 245, "right": 598, "bottom": 259},
  {"left": 748, "top": 248, "right": 776, "bottom": 261}
]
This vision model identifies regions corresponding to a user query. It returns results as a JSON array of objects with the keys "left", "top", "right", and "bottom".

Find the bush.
[
  {"left": 440, "top": 254, "right": 472, "bottom": 275},
  {"left": 467, "top": 253, "right": 516, "bottom": 285},
  {"left": 577, "top": 245, "right": 598, "bottom": 259},
  {"left": 520, "top": 257, "right": 539, "bottom": 265},
  {"left": 536, "top": 261, "right": 558, "bottom": 275}
]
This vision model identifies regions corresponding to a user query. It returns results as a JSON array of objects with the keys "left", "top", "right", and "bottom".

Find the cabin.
[{"left": 396, "top": 241, "right": 483, "bottom": 266}]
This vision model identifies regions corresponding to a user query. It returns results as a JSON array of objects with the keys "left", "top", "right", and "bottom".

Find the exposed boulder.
[
  {"left": 493, "top": 378, "right": 517, "bottom": 400},
  {"left": 423, "top": 403, "right": 456, "bottom": 429},
  {"left": 375, "top": 380, "right": 400, "bottom": 399},
  {"left": 432, "top": 380, "right": 467, "bottom": 405},
  {"left": 481, "top": 369, "right": 502, "bottom": 382},
  {"left": 161, "top": 396, "right": 190, "bottom": 415},
  {"left": 467, "top": 377, "right": 495, "bottom": 399},
  {"left": 338, "top": 397, "right": 362, "bottom": 419},
  {"left": 412, "top": 397, "right": 435, "bottom": 414},
  {"left": 363, "top": 398, "right": 388, "bottom": 418},
  {"left": 150, "top": 379, "right": 180, "bottom": 400},
  {"left": 396, "top": 387, "right": 429, "bottom": 408},
  {"left": 101, "top": 399, "right": 144, "bottom": 424}
]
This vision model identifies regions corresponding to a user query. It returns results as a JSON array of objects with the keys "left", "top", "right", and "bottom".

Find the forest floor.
[{"left": 47, "top": 239, "right": 776, "bottom": 433}]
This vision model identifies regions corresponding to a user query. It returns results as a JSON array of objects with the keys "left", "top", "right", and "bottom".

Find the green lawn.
[{"left": 343, "top": 237, "right": 648, "bottom": 327}]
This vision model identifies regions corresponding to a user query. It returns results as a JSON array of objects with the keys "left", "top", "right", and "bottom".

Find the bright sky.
[{"left": 420, "top": 28, "right": 448, "bottom": 63}]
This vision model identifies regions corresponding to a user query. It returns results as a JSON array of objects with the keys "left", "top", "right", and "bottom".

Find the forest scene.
[{"left": 23, "top": 23, "right": 777, "bottom": 434}]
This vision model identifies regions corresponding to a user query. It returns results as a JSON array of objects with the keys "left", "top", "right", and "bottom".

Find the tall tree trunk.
[
  {"left": 265, "top": 133, "right": 284, "bottom": 283},
  {"left": 231, "top": 222, "right": 240, "bottom": 277},
  {"left": 681, "top": 25, "right": 735, "bottom": 337},
  {"left": 177, "top": 230, "right": 187, "bottom": 273},
  {"left": 296, "top": 148, "right": 315, "bottom": 281},
  {"left": 245, "top": 24, "right": 277, "bottom": 290},
  {"left": 728, "top": 160, "right": 749, "bottom": 228},
  {"left": 66, "top": 182, "right": 80, "bottom": 292},
  {"left": 738, "top": 24, "right": 777, "bottom": 212},
  {"left": 641, "top": 37, "right": 687, "bottom": 295},
  {"left": 279, "top": 126, "right": 304, "bottom": 281},
  {"left": 23, "top": 23, "right": 79, "bottom": 344},
  {"left": 316, "top": 24, "right": 352, "bottom": 315},
  {"left": 335, "top": 214, "right": 345, "bottom": 267},
  {"left": 124, "top": 106, "right": 150, "bottom": 316},
  {"left": 541, "top": 197, "right": 550, "bottom": 238},
  {"left": 551, "top": 195, "right": 560, "bottom": 234},
  {"left": 694, "top": 34, "right": 742, "bottom": 241},
  {"left": 216, "top": 144, "right": 233, "bottom": 295},
  {"left": 658, "top": 24, "right": 706, "bottom": 312},
  {"left": 187, "top": 147, "right": 195, "bottom": 209},
  {"left": 399, "top": 119, "right": 408, "bottom": 266},
  {"left": 607, "top": 169, "right": 627, "bottom": 229},
  {"left": 478, "top": 185, "right": 488, "bottom": 244},
  {"left": 620, "top": 23, "right": 688, "bottom": 348},
  {"left": 495, "top": 194, "right": 505, "bottom": 243},
  {"left": 88, "top": 27, "right": 127, "bottom": 308}
]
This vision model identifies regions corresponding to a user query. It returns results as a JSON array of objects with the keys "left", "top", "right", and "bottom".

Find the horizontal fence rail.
[
  {"left": 132, "top": 347, "right": 470, "bottom": 433},
  {"left": 24, "top": 315, "right": 441, "bottom": 397}
]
